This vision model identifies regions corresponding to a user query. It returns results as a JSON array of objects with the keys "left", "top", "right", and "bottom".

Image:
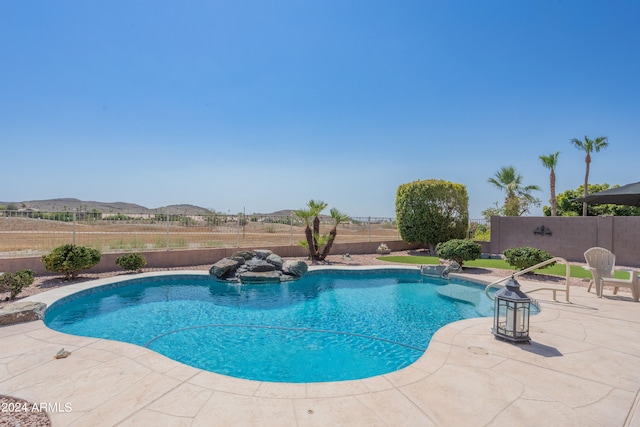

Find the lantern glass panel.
[{"left": 492, "top": 289, "right": 531, "bottom": 342}]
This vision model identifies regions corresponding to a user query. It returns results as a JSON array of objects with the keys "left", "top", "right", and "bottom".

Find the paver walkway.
[{"left": 1, "top": 269, "right": 639, "bottom": 426}]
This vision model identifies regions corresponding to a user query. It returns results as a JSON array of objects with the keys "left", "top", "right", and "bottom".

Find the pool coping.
[{"left": 2, "top": 267, "right": 640, "bottom": 426}]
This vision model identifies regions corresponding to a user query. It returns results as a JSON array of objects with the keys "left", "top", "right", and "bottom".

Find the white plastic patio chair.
[{"left": 584, "top": 247, "right": 639, "bottom": 301}]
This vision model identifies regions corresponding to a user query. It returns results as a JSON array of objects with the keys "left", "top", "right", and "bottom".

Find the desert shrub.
[
  {"left": 468, "top": 221, "right": 490, "bottom": 241},
  {"left": 41, "top": 244, "right": 102, "bottom": 280},
  {"left": 435, "top": 239, "right": 481, "bottom": 266},
  {"left": 0, "top": 269, "right": 35, "bottom": 300},
  {"left": 115, "top": 252, "right": 147, "bottom": 272},
  {"left": 503, "top": 247, "right": 555, "bottom": 270},
  {"left": 473, "top": 228, "right": 490, "bottom": 241},
  {"left": 105, "top": 213, "right": 133, "bottom": 221},
  {"left": 30, "top": 211, "right": 74, "bottom": 221},
  {"left": 275, "top": 217, "right": 292, "bottom": 225},
  {"left": 205, "top": 215, "right": 223, "bottom": 226}
]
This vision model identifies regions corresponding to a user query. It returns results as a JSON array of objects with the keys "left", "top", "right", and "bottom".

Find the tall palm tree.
[
  {"left": 488, "top": 166, "right": 541, "bottom": 216},
  {"left": 570, "top": 135, "right": 609, "bottom": 216},
  {"left": 539, "top": 152, "right": 560, "bottom": 216}
]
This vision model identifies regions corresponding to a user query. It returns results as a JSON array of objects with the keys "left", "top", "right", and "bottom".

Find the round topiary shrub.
[
  {"left": 115, "top": 252, "right": 147, "bottom": 272},
  {"left": 503, "top": 246, "right": 555, "bottom": 271},
  {"left": 435, "top": 239, "right": 481, "bottom": 266},
  {"left": 41, "top": 244, "right": 102, "bottom": 280}
]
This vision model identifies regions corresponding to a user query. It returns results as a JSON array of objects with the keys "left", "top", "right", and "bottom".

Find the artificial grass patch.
[
  {"left": 465, "top": 258, "right": 632, "bottom": 279},
  {"left": 376, "top": 255, "right": 439, "bottom": 265},
  {"left": 377, "top": 255, "right": 633, "bottom": 280}
]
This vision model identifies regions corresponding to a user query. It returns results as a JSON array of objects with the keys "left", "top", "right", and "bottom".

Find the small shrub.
[
  {"left": 41, "top": 244, "right": 102, "bottom": 280},
  {"left": 473, "top": 229, "right": 490, "bottom": 241},
  {"left": 115, "top": 252, "right": 147, "bottom": 272},
  {"left": 503, "top": 247, "right": 555, "bottom": 270},
  {"left": 0, "top": 269, "right": 35, "bottom": 300},
  {"left": 468, "top": 221, "right": 490, "bottom": 241},
  {"left": 436, "top": 239, "right": 481, "bottom": 266}
]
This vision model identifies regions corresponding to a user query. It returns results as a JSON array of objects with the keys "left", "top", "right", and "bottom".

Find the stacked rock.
[{"left": 209, "top": 249, "right": 308, "bottom": 283}]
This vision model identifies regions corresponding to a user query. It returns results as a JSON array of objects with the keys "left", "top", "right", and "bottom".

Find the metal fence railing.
[
  {"left": 0, "top": 211, "right": 401, "bottom": 258},
  {"left": 0, "top": 210, "right": 490, "bottom": 259}
]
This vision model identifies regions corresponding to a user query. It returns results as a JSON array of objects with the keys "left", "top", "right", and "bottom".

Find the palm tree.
[
  {"left": 308, "top": 199, "right": 327, "bottom": 254},
  {"left": 318, "top": 208, "right": 350, "bottom": 260},
  {"left": 292, "top": 207, "right": 316, "bottom": 260},
  {"left": 539, "top": 152, "right": 560, "bottom": 216},
  {"left": 570, "top": 135, "right": 609, "bottom": 216},
  {"left": 488, "top": 166, "right": 541, "bottom": 216},
  {"left": 293, "top": 199, "right": 327, "bottom": 261},
  {"left": 294, "top": 200, "right": 349, "bottom": 261}
]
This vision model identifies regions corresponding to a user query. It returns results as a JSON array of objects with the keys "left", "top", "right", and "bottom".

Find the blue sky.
[{"left": 1, "top": 1, "right": 638, "bottom": 219}]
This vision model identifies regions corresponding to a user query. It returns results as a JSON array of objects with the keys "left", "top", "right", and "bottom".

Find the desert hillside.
[{"left": 0, "top": 198, "right": 213, "bottom": 215}]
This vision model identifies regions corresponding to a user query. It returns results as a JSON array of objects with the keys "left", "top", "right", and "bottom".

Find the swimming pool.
[{"left": 44, "top": 268, "right": 497, "bottom": 383}]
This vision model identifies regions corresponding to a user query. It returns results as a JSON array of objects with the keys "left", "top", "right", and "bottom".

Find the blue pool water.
[{"left": 45, "top": 269, "right": 496, "bottom": 383}]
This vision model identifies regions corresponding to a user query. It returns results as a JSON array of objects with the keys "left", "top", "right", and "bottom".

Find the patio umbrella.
[{"left": 575, "top": 181, "right": 640, "bottom": 207}]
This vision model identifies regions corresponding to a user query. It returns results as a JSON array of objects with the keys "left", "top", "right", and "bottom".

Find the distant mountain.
[
  {"left": 0, "top": 198, "right": 213, "bottom": 215},
  {"left": 0, "top": 198, "right": 301, "bottom": 216},
  {"left": 258, "top": 209, "right": 295, "bottom": 216}
]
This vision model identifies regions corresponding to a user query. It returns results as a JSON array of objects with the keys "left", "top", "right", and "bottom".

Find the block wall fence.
[
  {"left": 0, "top": 240, "right": 421, "bottom": 275},
  {"left": 489, "top": 216, "right": 640, "bottom": 267}
]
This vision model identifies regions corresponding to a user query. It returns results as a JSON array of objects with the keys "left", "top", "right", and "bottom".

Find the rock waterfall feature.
[{"left": 209, "top": 250, "right": 308, "bottom": 283}]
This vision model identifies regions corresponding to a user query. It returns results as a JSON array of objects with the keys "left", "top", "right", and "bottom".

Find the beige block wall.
[
  {"left": 489, "top": 216, "right": 640, "bottom": 267},
  {"left": 0, "top": 240, "right": 421, "bottom": 275}
]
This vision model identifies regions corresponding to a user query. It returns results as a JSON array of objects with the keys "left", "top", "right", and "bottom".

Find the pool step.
[
  {"left": 437, "top": 284, "right": 494, "bottom": 316},
  {"left": 436, "top": 284, "right": 482, "bottom": 305}
]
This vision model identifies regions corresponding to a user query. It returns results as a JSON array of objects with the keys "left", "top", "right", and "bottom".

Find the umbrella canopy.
[{"left": 575, "top": 182, "right": 640, "bottom": 207}]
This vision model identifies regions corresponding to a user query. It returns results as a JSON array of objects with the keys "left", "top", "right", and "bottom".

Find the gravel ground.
[{"left": 0, "top": 395, "right": 51, "bottom": 427}]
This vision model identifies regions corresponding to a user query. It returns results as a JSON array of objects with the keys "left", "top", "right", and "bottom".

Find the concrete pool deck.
[{"left": 1, "top": 269, "right": 639, "bottom": 426}]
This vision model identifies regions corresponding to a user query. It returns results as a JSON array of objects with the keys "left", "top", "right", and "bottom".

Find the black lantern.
[{"left": 492, "top": 275, "right": 531, "bottom": 343}]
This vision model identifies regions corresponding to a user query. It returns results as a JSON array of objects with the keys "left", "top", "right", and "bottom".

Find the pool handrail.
[{"left": 484, "top": 257, "right": 571, "bottom": 302}]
